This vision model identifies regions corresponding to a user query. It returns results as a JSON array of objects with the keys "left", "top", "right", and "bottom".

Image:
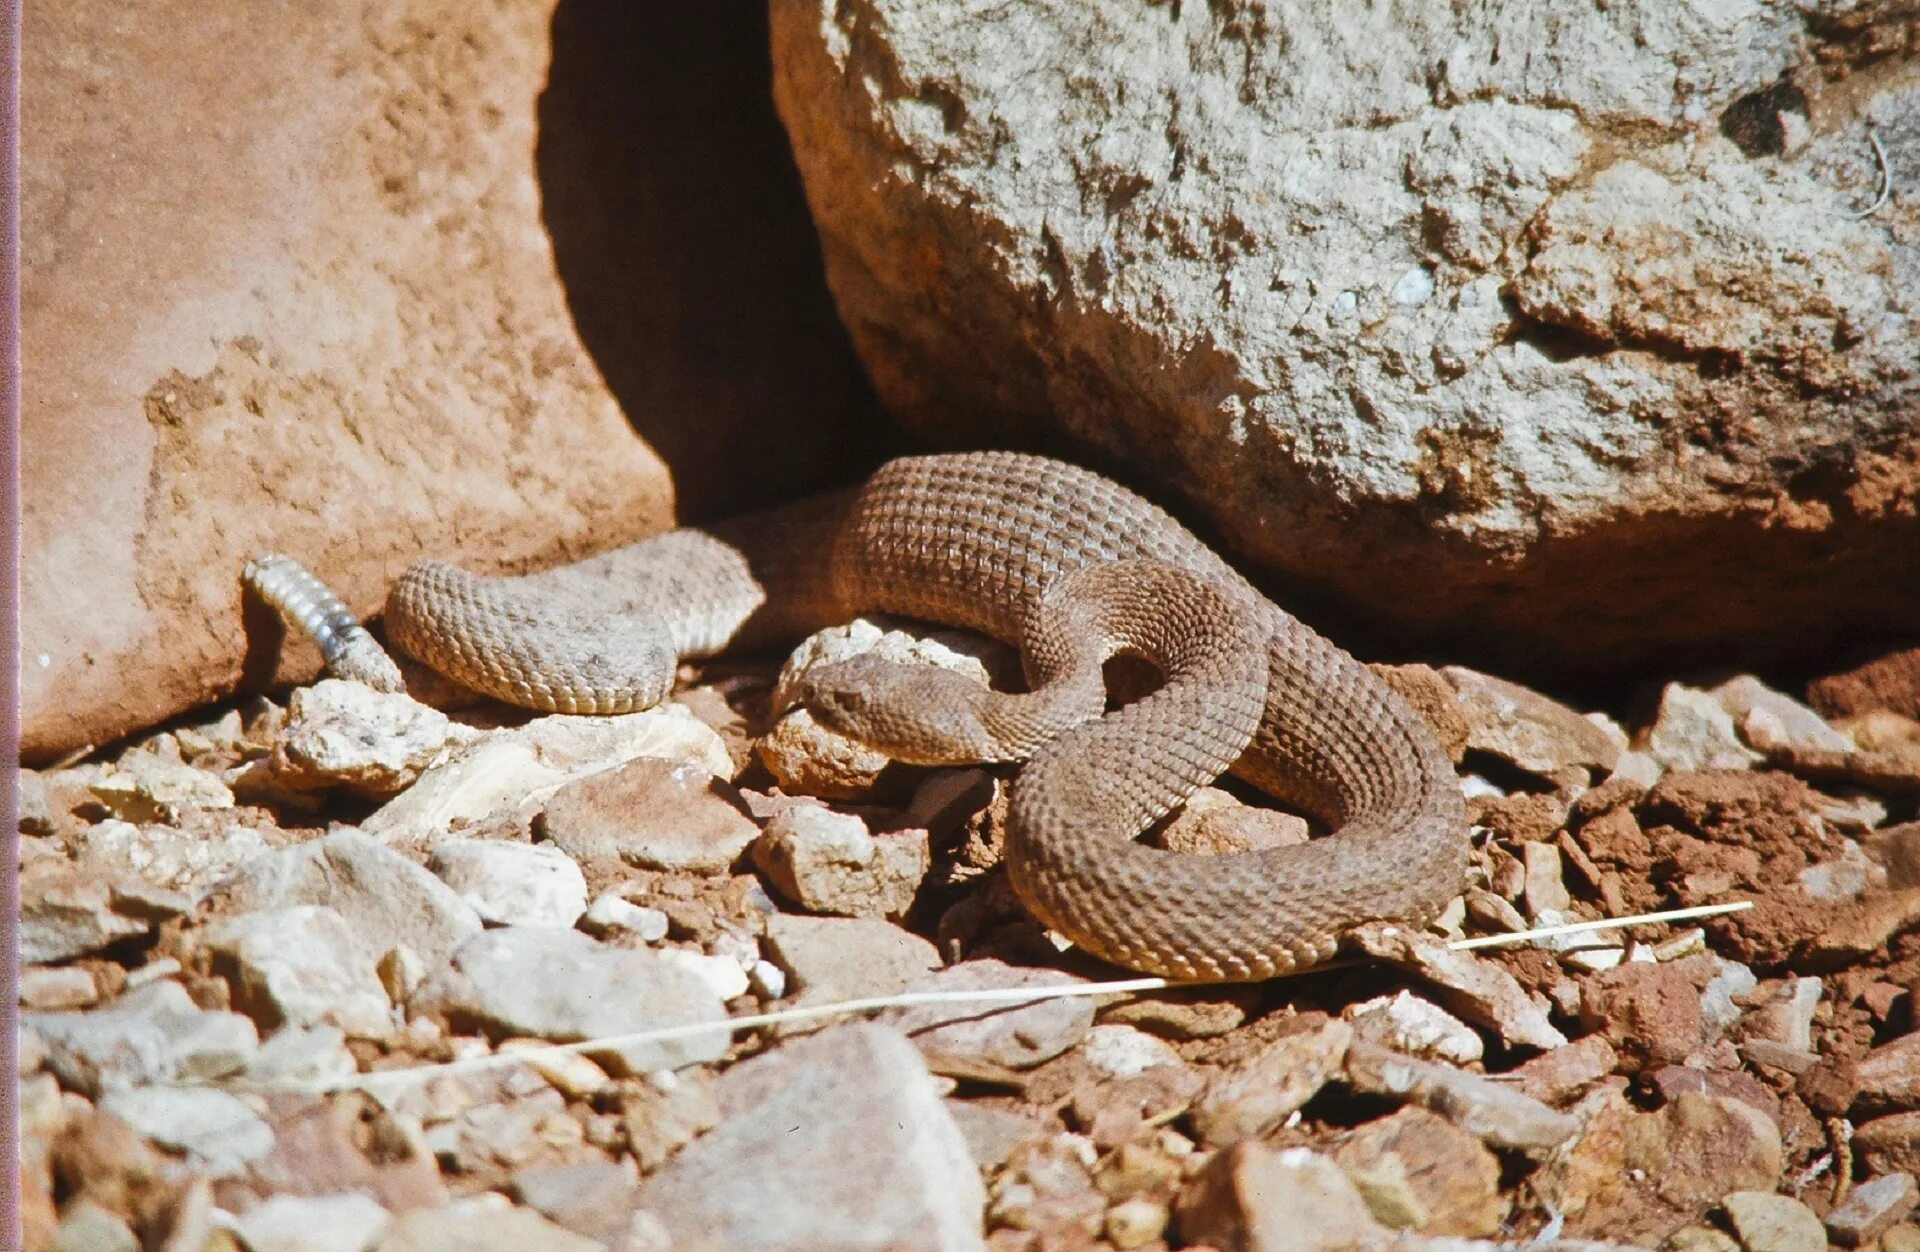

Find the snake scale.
[{"left": 251, "top": 451, "right": 1469, "bottom": 981}]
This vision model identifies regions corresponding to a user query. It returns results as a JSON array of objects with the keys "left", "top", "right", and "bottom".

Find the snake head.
[{"left": 788, "top": 656, "right": 1003, "bottom": 765}]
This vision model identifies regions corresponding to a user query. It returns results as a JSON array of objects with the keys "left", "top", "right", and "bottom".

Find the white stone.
[
  {"left": 227, "top": 1193, "right": 393, "bottom": 1252},
  {"left": 99, "top": 1085, "right": 275, "bottom": 1174},
  {"left": 428, "top": 839, "right": 588, "bottom": 928},
  {"left": 203, "top": 905, "right": 393, "bottom": 1037},
  {"left": 1080, "top": 1024, "right": 1184, "bottom": 1078},
  {"left": 1345, "top": 990, "right": 1485, "bottom": 1065}
]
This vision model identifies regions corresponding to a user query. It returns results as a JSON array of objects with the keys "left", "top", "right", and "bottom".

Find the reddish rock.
[
  {"left": 1811, "top": 648, "right": 1920, "bottom": 721},
  {"left": 1332, "top": 1106, "right": 1505, "bottom": 1237},
  {"left": 22, "top": 0, "right": 668, "bottom": 761},
  {"left": 1578, "top": 961, "right": 1709, "bottom": 1072},
  {"left": 1857, "top": 1113, "right": 1920, "bottom": 1178},
  {"left": 23, "top": 2, "right": 870, "bottom": 762}
]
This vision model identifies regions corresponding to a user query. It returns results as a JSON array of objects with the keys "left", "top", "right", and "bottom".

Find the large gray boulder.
[{"left": 771, "top": 0, "right": 1919, "bottom": 673}]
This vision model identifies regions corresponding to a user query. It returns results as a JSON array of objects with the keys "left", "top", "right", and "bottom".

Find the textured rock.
[
  {"left": 1333, "top": 1106, "right": 1504, "bottom": 1236},
  {"left": 639, "top": 1023, "right": 986, "bottom": 1251},
  {"left": 263, "top": 682, "right": 473, "bottom": 798},
  {"left": 1345, "top": 991, "right": 1483, "bottom": 1066},
  {"left": 770, "top": 0, "right": 1920, "bottom": 678},
  {"left": 20, "top": 0, "right": 679, "bottom": 762},
  {"left": 408, "top": 925, "right": 730, "bottom": 1074},
  {"left": 1193, "top": 1019, "right": 1351, "bottom": 1148},
  {"left": 753, "top": 803, "right": 929, "bottom": 919}
]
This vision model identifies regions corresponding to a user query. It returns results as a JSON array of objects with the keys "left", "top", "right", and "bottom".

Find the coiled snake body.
[{"left": 252, "top": 451, "right": 1468, "bottom": 981}]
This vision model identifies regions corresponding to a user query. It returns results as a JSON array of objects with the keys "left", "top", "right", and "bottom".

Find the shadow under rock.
[{"left": 536, "top": 0, "right": 894, "bottom": 523}]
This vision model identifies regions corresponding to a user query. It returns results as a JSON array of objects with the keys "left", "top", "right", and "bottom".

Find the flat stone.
[
  {"left": 1193, "top": 1019, "right": 1352, "bottom": 1147},
  {"left": 370, "top": 1196, "right": 604, "bottom": 1252},
  {"left": 245, "top": 1025, "right": 359, "bottom": 1088},
  {"left": 1442, "top": 666, "right": 1621, "bottom": 776},
  {"left": 1523, "top": 840, "right": 1573, "bottom": 917},
  {"left": 1345, "top": 990, "right": 1484, "bottom": 1066},
  {"left": 362, "top": 705, "right": 733, "bottom": 843},
  {"left": 88, "top": 750, "right": 235, "bottom": 821},
  {"left": 511, "top": 1159, "right": 640, "bottom": 1243},
  {"left": 639, "top": 1023, "right": 985, "bottom": 1251},
  {"left": 1343, "top": 1041, "right": 1580, "bottom": 1158},
  {"left": 67, "top": 817, "right": 274, "bottom": 902},
  {"left": 881, "top": 959, "right": 1092, "bottom": 1071},
  {"left": 228, "top": 1193, "right": 395, "bottom": 1252},
  {"left": 98, "top": 1085, "right": 275, "bottom": 1175},
  {"left": 1713, "top": 675, "right": 1855, "bottom": 756},
  {"left": 1826, "top": 1172, "right": 1918, "bottom": 1247},
  {"left": 1507, "top": 1035, "right": 1621, "bottom": 1106},
  {"left": 204, "top": 905, "right": 393, "bottom": 1037},
  {"left": 427, "top": 839, "right": 587, "bottom": 927},
  {"left": 408, "top": 925, "right": 730, "bottom": 1074},
  {"left": 1721, "top": 1190, "right": 1825, "bottom": 1252},
  {"left": 1176, "top": 1143, "right": 1385, "bottom": 1252},
  {"left": 26, "top": 979, "right": 258, "bottom": 1096},
  {"left": 219, "top": 830, "right": 484, "bottom": 970},
  {"left": 539, "top": 756, "right": 759, "bottom": 872},
  {"left": 947, "top": 1101, "right": 1048, "bottom": 1171},
  {"left": 1333, "top": 1105, "right": 1504, "bottom": 1237},
  {"left": 20, "top": 865, "right": 176, "bottom": 964},
  {"left": 17, "top": 966, "right": 99, "bottom": 1011},
  {"left": 752, "top": 803, "right": 929, "bottom": 920},
  {"left": 762, "top": 912, "right": 941, "bottom": 1005},
  {"left": 1347, "top": 923, "right": 1566, "bottom": 1050}
]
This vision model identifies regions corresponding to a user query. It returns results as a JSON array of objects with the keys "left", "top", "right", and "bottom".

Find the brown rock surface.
[
  {"left": 23, "top": 1, "right": 870, "bottom": 763},
  {"left": 770, "top": 0, "right": 1920, "bottom": 679},
  {"left": 1811, "top": 648, "right": 1920, "bottom": 722}
]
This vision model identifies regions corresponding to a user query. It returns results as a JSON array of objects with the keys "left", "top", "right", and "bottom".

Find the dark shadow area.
[{"left": 537, "top": 0, "right": 894, "bottom": 522}]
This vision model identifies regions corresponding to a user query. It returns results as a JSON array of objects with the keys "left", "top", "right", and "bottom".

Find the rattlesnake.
[{"left": 249, "top": 450, "right": 1469, "bottom": 980}]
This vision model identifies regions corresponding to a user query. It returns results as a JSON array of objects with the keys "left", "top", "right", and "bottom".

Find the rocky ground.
[{"left": 16, "top": 622, "right": 1920, "bottom": 1252}]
